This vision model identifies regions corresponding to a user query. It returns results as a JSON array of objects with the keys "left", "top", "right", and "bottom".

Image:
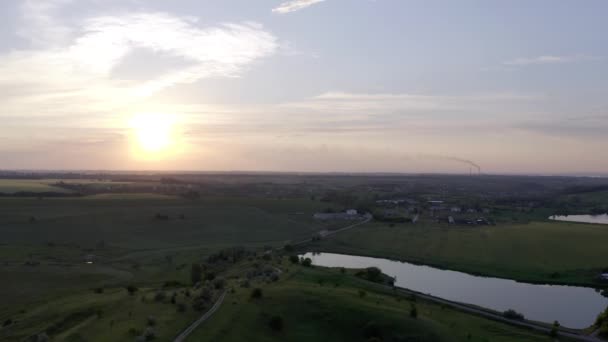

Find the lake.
[
  {"left": 302, "top": 252, "right": 608, "bottom": 329},
  {"left": 550, "top": 214, "right": 608, "bottom": 224}
]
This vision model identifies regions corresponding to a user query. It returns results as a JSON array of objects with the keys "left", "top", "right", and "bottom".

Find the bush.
[
  {"left": 301, "top": 258, "right": 312, "bottom": 267},
  {"left": 213, "top": 277, "right": 226, "bottom": 290},
  {"left": 147, "top": 316, "right": 156, "bottom": 326},
  {"left": 503, "top": 309, "right": 524, "bottom": 320},
  {"left": 268, "top": 315, "right": 284, "bottom": 332},
  {"left": 2, "top": 318, "right": 12, "bottom": 327},
  {"left": 94, "top": 287, "right": 104, "bottom": 294},
  {"left": 143, "top": 327, "right": 156, "bottom": 341},
  {"left": 153, "top": 292, "right": 166, "bottom": 302},
  {"left": 550, "top": 321, "right": 560, "bottom": 337},
  {"left": 240, "top": 279, "right": 251, "bottom": 288},
  {"left": 177, "top": 303, "right": 187, "bottom": 312},
  {"left": 128, "top": 327, "right": 141, "bottom": 336},
  {"left": 126, "top": 285, "right": 138, "bottom": 295},
  {"left": 358, "top": 290, "right": 367, "bottom": 298},
  {"left": 251, "top": 288, "right": 263, "bottom": 299},
  {"left": 191, "top": 263, "right": 203, "bottom": 285},
  {"left": 288, "top": 255, "right": 300, "bottom": 264},
  {"left": 35, "top": 333, "right": 49, "bottom": 342},
  {"left": 410, "top": 303, "right": 418, "bottom": 318},
  {"left": 362, "top": 321, "right": 382, "bottom": 339}
]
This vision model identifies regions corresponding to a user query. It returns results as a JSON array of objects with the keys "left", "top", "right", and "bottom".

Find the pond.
[
  {"left": 549, "top": 214, "right": 608, "bottom": 225},
  {"left": 302, "top": 252, "right": 608, "bottom": 329}
]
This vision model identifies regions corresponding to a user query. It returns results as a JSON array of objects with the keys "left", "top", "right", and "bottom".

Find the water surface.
[
  {"left": 303, "top": 252, "right": 608, "bottom": 329},
  {"left": 549, "top": 214, "right": 608, "bottom": 224}
]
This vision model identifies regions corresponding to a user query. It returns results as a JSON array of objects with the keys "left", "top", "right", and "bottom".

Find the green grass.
[
  {"left": 314, "top": 220, "right": 608, "bottom": 285},
  {"left": 0, "top": 196, "right": 334, "bottom": 312},
  {"left": 0, "top": 179, "right": 72, "bottom": 193},
  {"left": 187, "top": 263, "right": 560, "bottom": 342}
]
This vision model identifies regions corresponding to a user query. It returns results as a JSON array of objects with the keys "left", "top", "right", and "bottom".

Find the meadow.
[
  {"left": 0, "top": 179, "right": 72, "bottom": 194},
  {"left": 0, "top": 195, "right": 332, "bottom": 312},
  {"left": 314, "top": 220, "right": 608, "bottom": 286},
  {"left": 187, "top": 261, "right": 566, "bottom": 342},
  {"left": 2, "top": 254, "right": 568, "bottom": 342}
]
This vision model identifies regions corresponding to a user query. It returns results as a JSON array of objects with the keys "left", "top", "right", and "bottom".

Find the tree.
[
  {"left": 410, "top": 303, "right": 418, "bottom": 318},
  {"left": 191, "top": 263, "right": 203, "bottom": 285},
  {"left": 213, "top": 277, "right": 226, "bottom": 290},
  {"left": 550, "top": 321, "right": 560, "bottom": 337},
  {"left": 503, "top": 309, "right": 524, "bottom": 320},
  {"left": 268, "top": 315, "right": 284, "bottom": 332},
  {"left": 301, "top": 257, "right": 312, "bottom": 267},
  {"left": 288, "top": 255, "right": 300, "bottom": 264},
  {"left": 126, "top": 285, "right": 138, "bottom": 296},
  {"left": 251, "top": 288, "right": 263, "bottom": 299}
]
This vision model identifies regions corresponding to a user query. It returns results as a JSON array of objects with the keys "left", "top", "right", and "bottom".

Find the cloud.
[
  {"left": 503, "top": 54, "right": 601, "bottom": 66},
  {"left": 272, "top": 0, "right": 326, "bottom": 14},
  {"left": 0, "top": 5, "right": 279, "bottom": 110},
  {"left": 278, "top": 91, "right": 537, "bottom": 116}
]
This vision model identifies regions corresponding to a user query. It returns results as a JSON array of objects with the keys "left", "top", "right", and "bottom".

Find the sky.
[{"left": 1, "top": 0, "right": 607, "bottom": 174}]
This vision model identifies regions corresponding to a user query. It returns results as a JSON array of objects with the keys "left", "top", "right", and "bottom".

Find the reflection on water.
[
  {"left": 550, "top": 214, "right": 608, "bottom": 224},
  {"left": 302, "top": 252, "right": 608, "bottom": 329}
]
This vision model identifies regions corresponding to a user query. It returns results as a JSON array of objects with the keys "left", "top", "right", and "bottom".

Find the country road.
[{"left": 174, "top": 290, "right": 226, "bottom": 342}]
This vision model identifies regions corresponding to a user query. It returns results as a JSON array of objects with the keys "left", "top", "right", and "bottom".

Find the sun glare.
[{"left": 130, "top": 113, "right": 176, "bottom": 157}]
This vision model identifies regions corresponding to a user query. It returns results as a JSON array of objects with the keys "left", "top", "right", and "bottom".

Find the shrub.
[
  {"left": 240, "top": 279, "right": 251, "bottom": 288},
  {"left": 147, "top": 316, "right": 156, "bottom": 326},
  {"left": 550, "top": 321, "right": 560, "bottom": 337},
  {"left": 128, "top": 327, "right": 141, "bottom": 336},
  {"left": 213, "top": 277, "right": 226, "bottom": 290},
  {"left": 153, "top": 292, "right": 166, "bottom": 302},
  {"left": 177, "top": 303, "right": 187, "bottom": 312},
  {"left": 191, "top": 264, "right": 203, "bottom": 285},
  {"left": 358, "top": 290, "right": 367, "bottom": 298},
  {"left": 410, "top": 303, "right": 418, "bottom": 318},
  {"left": 362, "top": 321, "right": 382, "bottom": 339},
  {"left": 288, "top": 255, "right": 300, "bottom": 264},
  {"left": 251, "top": 288, "right": 263, "bottom": 299},
  {"left": 503, "top": 309, "right": 524, "bottom": 320},
  {"left": 2, "top": 318, "right": 12, "bottom": 327},
  {"left": 301, "top": 258, "right": 312, "bottom": 267},
  {"left": 268, "top": 315, "right": 284, "bottom": 332},
  {"left": 126, "top": 285, "right": 138, "bottom": 295},
  {"left": 143, "top": 327, "right": 156, "bottom": 341},
  {"left": 36, "top": 333, "right": 50, "bottom": 342},
  {"left": 94, "top": 287, "right": 104, "bottom": 294}
]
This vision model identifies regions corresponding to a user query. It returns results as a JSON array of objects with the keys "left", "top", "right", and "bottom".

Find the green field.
[
  {"left": 314, "top": 220, "right": 608, "bottom": 285},
  {"left": 0, "top": 196, "right": 333, "bottom": 312},
  {"left": 1, "top": 256, "right": 565, "bottom": 341},
  {"left": 187, "top": 261, "right": 562, "bottom": 342},
  {"left": 0, "top": 179, "right": 72, "bottom": 193}
]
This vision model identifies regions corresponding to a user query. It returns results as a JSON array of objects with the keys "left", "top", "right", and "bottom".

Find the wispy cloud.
[
  {"left": 503, "top": 54, "right": 601, "bottom": 66},
  {"left": 0, "top": 4, "right": 278, "bottom": 119},
  {"left": 272, "top": 0, "right": 326, "bottom": 14}
]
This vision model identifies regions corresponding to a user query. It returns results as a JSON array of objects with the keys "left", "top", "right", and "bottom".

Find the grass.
[
  {"left": 187, "top": 262, "right": 563, "bottom": 342},
  {"left": 314, "top": 220, "right": 608, "bottom": 286},
  {"left": 0, "top": 196, "right": 334, "bottom": 313},
  {"left": 0, "top": 179, "right": 72, "bottom": 193}
]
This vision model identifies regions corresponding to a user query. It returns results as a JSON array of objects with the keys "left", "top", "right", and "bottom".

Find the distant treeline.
[
  {"left": 0, "top": 192, "right": 82, "bottom": 198},
  {"left": 561, "top": 184, "right": 608, "bottom": 195}
]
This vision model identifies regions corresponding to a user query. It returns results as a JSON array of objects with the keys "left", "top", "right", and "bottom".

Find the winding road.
[{"left": 173, "top": 290, "right": 227, "bottom": 342}]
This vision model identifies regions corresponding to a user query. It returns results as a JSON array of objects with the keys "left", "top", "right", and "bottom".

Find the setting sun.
[{"left": 130, "top": 113, "right": 176, "bottom": 157}]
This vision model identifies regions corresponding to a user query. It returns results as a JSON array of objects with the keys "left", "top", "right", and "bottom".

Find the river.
[{"left": 302, "top": 252, "right": 608, "bottom": 329}]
